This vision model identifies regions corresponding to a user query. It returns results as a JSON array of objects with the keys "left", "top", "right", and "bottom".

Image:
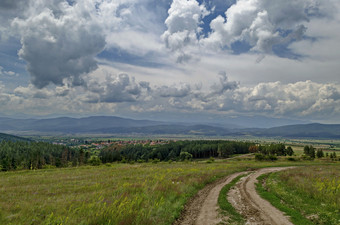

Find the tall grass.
[
  {"left": 0, "top": 160, "right": 322, "bottom": 224},
  {"left": 259, "top": 165, "right": 340, "bottom": 225}
]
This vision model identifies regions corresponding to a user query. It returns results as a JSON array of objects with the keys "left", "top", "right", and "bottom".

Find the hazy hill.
[
  {"left": 0, "top": 116, "right": 339, "bottom": 139},
  {"left": 92, "top": 124, "right": 231, "bottom": 136},
  {"left": 0, "top": 133, "right": 30, "bottom": 142},
  {"left": 0, "top": 116, "right": 164, "bottom": 133},
  {"left": 251, "top": 123, "right": 340, "bottom": 138}
]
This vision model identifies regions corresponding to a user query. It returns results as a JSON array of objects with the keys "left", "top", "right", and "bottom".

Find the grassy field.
[
  {"left": 0, "top": 159, "right": 337, "bottom": 225},
  {"left": 257, "top": 165, "right": 340, "bottom": 225},
  {"left": 287, "top": 145, "right": 340, "bottom": 157}
]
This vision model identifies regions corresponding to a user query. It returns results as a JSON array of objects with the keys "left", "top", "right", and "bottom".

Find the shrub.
[
  {"left": 179, "top": 152, "right": 193, "bottom": 161},
  {"left": 255, "top": 153, "right": 265, "bottom": 161},
  {"left": 255, "top": 153, "right": 277, "bottom": 161},
  {"left": 206, "top": 157, "right": 215, "bottom": 163},
  {"left": 152, "top": 158, "right": 160, "bottom": 164},
  {"left": 88, "top": 156, "right": 101, "bottom": 166}
]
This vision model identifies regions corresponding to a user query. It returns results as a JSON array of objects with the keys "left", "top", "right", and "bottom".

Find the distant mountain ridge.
[
  {"left": 0, "top": 116, "right": 165, "bottom": 133},
  {"left": 253, "top": 123, "right": 340, "bottom": 138},
  {"left": 0, "top": 116, "right": 339, "bottom": 139}
]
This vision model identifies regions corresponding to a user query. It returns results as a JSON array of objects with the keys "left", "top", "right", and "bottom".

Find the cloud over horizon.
[
  {"left": 0, "top": 0, "right": 340, "bottom": 125},
  {"left": 1, "top": 72, "right": 339, "bottom": 123}
]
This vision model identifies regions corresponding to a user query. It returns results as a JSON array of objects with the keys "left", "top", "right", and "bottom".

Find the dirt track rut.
[
  {"left": 228, "top": 167, "right": 294, "bottom": 225},
  {"left": 174, "top": 167, "right": 294, "bottom": 225},
  {"left": 174, "top": 171, "right": 248, "bottom": 225}
]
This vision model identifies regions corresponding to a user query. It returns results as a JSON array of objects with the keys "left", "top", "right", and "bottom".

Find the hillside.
[
  {"left": 250, "top": 123, "right": 340, "bottom": 138},
  {"left": 0, "top": 116, "right": 165, "bottom": 133},
  {"left": 0, "top": 116, "right": 340, "bottom": 139},
  {"left": 0, "top": 133, "right": 30, "bottom": 142}
]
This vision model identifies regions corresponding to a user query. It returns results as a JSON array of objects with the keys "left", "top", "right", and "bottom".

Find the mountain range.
[{"left": 0, "top": 116, "right": 339, "bottom": 139}]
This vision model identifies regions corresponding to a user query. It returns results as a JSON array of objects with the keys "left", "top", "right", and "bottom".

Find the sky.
[{"left": 0, "top": 0, "right": 340, "bottom": 127}]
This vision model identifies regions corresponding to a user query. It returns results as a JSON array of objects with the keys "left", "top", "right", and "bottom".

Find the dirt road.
[
  {"left": 228, "top": 167, "right": 294, "bottom": 225},
  {"left": 174, "top": 167, "right": 294, "bottom": 225},
  {"left": 174, "top": 171, "right": 249, "bottom": 225}
]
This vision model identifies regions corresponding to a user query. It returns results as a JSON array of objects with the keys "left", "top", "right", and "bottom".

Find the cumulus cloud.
[
  {"left": 157, "top": 83, "right": 191, "bottom": 98},
  {"left": 0, "top": 66, "right": 19, "bottom": 76},
  {"left": 14, "top": 84, "right": 53, "bottom": 99},
  {"left": 1, "top": 0, "right": 170, "bottom": 88},
  {"left": 86, "top": 73, "right": 149, "bottom": 103},
  {"left": 230, "top": 80, "right": 340, "bottom": 118},
  {"left": 1, "top": 70, "right": 340, "bottom": 122},
  {"left": 203, "top": 0, "right": 333, "bottom": 56},
  {"left": 162, "top": 0, "right": 209, "bottom": 63},
  {"left": 0, "top": 0, "right": 29, "bottom": 40},
  {"left": 209, "top": 71, "right": 239, "bottom": 95},
  {"left": 11, "top": 1, "right": 106, "bottom": 88},
  {"left": 159, "top": 0, "right": 334, "bottom": 63}
]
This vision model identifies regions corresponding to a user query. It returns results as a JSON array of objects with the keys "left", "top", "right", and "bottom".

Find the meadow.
[
  {"left": 257, "top": 164, "right": 340, "bottom": 225},
  {"left": 0, "top": 158, "right": 315, "bottom": 225},
  {"left": 0, "top": 157, "right": 338, "bottom": 225}
]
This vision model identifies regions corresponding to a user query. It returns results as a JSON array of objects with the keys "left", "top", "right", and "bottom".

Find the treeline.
[
  {"left": 252, "top": 143, "right": 294, "bottom": 161},
  {"left": 256, "top": 144, "right": 294, "bottom": 156},
  {"left": 0, "top": 141, "right": 90, "bottom": 171},
  {"left": 100, "top": 140, "right": 254, "bottom": 163},
  {"left": 303, "top": 145, "right": 338, "bottom": 160}
]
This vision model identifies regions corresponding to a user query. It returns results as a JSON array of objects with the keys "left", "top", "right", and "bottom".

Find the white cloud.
[
  {"left": 162, "top": 0, "right": 209, "bottom": 62},
  {"left": 0, "top": 66, "right": 19, "bottom": 76},
  {"left": 230, "top": 80, "right": 340, "bottom": 119},
  {"left": 1, "top": 70, "right": 340, "bottom": 122},
  {"left": 202, "top": 0, "right": 333, "bottom": 56},
  {"left": 0, "top": 0, "right": 340, "bottom": 123},
  {"left": 209, "top": 71, "right": 239, "bottom": 95},
  {"left": 11, "top": 2, "right": 106, "bottom": 88},
  {"left": 157, "top": 83, "right": 191, "bottom": 98},
  {"left": 86, "top": 73, "right": 150, "bottom": 103}
]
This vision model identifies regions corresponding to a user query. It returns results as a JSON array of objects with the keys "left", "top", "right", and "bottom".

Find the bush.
[
  {"left": 255, "top": 153, "right": 277, "bottom": 161},
  {"left": 152, "top": 158, "right": 160, "bottom": 164},
  {"left": 88, "top": 156, "right": 101, "bottom": 166},
  {"left": 179, "top": 152, "right": 193, "bottom": 161},
  {"left": 287, "top": 157, "right": 296, "bottom": 161},
  {"left": 255, "top": 153, "right": 265, "bottom": 161},
  {"left": 268, "top": 155, "right": 278, "bottom": 161},
  {"left": 206, "top": 157, "right": 215, "bottom": 163}
]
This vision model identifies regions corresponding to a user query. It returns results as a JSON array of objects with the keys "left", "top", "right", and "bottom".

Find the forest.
[
  {"left": 0, "top": 139, "right": 299, "bottom": 171},
  {"left": 0, "top": 141, "right": 88, "bottom": 171},
  {"left": 100, "top": 140, "right": 255, "bottom": 163}
]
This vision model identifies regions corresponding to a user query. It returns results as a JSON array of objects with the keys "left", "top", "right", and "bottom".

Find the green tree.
[
  {"left": 286, "top": 146, "right": 294, "bottom": 156},
  {"left": 316, "top": 149, "right": 324, "bottom": 158},
  {"left": 304, "top": 145, "right": 315, "bottom": 158}
]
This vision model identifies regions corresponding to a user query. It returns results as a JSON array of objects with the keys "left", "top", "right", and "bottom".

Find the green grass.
[
  {"left": 257, "top": 173, "right": 312, "bottom": 225},
  {"left": 0, "top": 159, "right": 328, "bottom": 225},
  {"left": 218, "top": 174, "right": 247, "bottom": 224},
  {"left": 256, "top": 165, "right": 340, "bottom": 225}
]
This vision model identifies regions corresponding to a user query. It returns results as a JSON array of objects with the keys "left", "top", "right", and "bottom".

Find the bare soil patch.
[
  {"left": 228, "top": 167, "right": 295, "bottom": 225},
  {"left": 174, "top": 171, "right": 248, "bottom": 225}
]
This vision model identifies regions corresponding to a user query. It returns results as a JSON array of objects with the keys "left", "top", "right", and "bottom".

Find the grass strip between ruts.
[
  {"left": 218, "top": 174, "right": 247, "bottom": 224},
  {"left": 256, "top": 173, "right": 312, "bottom": 225}
]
